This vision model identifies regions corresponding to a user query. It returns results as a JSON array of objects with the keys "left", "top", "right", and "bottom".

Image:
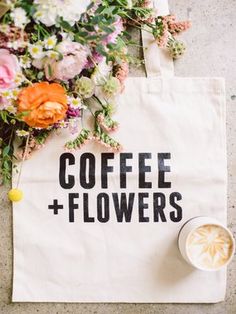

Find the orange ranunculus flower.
[{"left": 18, "top": 82, "right": 68, "bottom": 128}]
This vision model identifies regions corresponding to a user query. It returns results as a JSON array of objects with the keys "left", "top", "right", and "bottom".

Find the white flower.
[
  {"left": 68, "top": 96, "right": 82, "bottom": 109},
  {"left": 91, "top": 59, "right": 112, "bottom": 85},
  {"left": 7, "top": 40, "right": 27, "bottom": 50},
  {"left": 33, "top": 0, "right": 91, "bottom": 27},
  {"left": 12, "top": 89, "right": 20, "bottom": 99},
  {"left": 34, "top": 6, "right": 57, "bottom": 27},
  {"left": 44, "top": 35, "right": 57, "bottom": 50},
  {"left": 29, "top": 44, "right": 45, "bottom": 59},
  {"left": 19, "top": 55, "right": 32, "bottom": 69},
  {"left": 14, "top": 73, "right": 26, "bottom": 86},
  {"left": 1, "top": 90, "right": 11, "bottom": 99},
  {"left": 58, "top": 120, "right": 68, "bottom": 128},
  {"left": 0, "top": 90, "right": 19, "bottom": 108},
  {"left": 10, "top": 8, "right": 29, "bottom": 28},
  {"left": 91, "top": 59, "right": 115, "bottom": 100},
  {"left": 16, "top": 130, "right": 30, "bottom": 137},
  {"left": 46, "top": 50, "right": 59, "bottom": 60},
  {"left": 6, "top": 105, "right": 17, "bottom": 115}
]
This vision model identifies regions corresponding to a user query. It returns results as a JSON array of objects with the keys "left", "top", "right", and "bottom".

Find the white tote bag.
[{"left": 12, "top": 0, "right": 227, "bottom": 303}]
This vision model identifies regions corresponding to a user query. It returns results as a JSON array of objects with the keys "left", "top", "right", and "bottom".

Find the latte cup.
[{"left": 178, "top": 217, "right": 235, "bottom": 271}]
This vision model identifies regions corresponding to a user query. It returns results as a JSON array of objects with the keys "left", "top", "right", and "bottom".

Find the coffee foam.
[{"left": 186, "top": 224, "right": 233, "bottom": 270}]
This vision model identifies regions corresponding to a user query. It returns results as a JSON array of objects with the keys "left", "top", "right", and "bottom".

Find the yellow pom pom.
[{"left": 8, "top": 189, "right": 24, "bottom": 202}]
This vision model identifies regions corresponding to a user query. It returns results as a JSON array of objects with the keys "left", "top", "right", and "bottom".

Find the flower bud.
[
  {"left": 75, "top": 77, "right": 95, "bottom": 99},
  {"left": 102, "top": 77, "right": 121, "bottom": 98}
]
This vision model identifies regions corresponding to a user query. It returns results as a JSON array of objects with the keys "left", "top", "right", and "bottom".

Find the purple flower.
[
  {"left": 85, "top": 51, "right": 104, "bottom": 69},
  {"left": 66, "top": 106, "right": 81, "bottom": 118}
]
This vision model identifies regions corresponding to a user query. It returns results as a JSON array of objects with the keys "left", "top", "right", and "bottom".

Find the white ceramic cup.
[{"left": 178, "top": 216, "right": 235, "bottom": 271}]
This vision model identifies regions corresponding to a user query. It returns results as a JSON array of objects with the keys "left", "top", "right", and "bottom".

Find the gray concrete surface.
[{"left": 0, "top": 0, "right": 235, "bottom": 313}]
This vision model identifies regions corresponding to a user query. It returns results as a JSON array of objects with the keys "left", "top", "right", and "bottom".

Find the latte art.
[{"left": 187, "top": 224, "right": 234, "bottom": 270}]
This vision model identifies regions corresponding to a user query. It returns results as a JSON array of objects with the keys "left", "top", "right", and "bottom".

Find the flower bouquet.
[{"left": 0, "top": 0, "right": 190, "bottom": 196}]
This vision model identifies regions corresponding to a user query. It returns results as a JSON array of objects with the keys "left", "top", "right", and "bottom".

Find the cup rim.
[{"left": 185, "top": 221, "right": 235, "bottom": 271}]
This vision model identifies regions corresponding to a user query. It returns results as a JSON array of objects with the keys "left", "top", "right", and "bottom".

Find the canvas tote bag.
[{"left": 12, "top": 0, "right": 227, "bottom": 303}]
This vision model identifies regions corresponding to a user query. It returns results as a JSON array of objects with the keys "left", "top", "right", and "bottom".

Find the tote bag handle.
[{"left": 141, "top": 0, "right": 174, "bottom": 78}]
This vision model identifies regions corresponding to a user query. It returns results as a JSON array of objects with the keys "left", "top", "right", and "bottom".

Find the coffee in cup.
[{"left": 178, "top": 217, "right": 235, "bottom": 271}]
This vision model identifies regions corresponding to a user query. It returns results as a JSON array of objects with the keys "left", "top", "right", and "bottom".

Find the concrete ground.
[{"left": 0, "top": 0, "right": 235, "bottom": 313}]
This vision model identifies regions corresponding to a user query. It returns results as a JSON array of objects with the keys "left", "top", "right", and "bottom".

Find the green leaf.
[
  {"left": 2, "top": 145, "right": 10, "bottom": 157},
  {"left": 96, "top": 44, "right": 108, "bottom": 57},
  {"left": 59, "top": 18, "right": 74, "bottom": 32},
  {"left": 47, "top": 64, "right": 53, "bottom": 77}
]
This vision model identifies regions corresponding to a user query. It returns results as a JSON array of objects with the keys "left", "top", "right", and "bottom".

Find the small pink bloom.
[
  {"left": 169, "top": 20, "right": 192, "bottom": 35},
  {"left": 114, "top": 62, "right": 129, "bottom": 92},
  {"left": 0, "top": 49, "right": 20, "bottom": 90}
]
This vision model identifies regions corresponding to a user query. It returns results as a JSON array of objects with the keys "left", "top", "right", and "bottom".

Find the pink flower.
[
  {"left": 0, "top": 95, "right": 10, "bottom": 108},
  {"left": 45, "top": 41, "right": 89, "bottom": 81},
  {"left": 56, "top": 40, "right": 88, "bottom": 56},
  {"left": 0, "top": 49, "right": 20, "bottom": 90},
  {"left": 103, "top": 17, "right": 124, "bottom": 45},
  {"left": 114, "top": 62, "right": 129, "bottom": 92},
  {"left": 169, "top": 20, "right": 192, "bottom": 35}
]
